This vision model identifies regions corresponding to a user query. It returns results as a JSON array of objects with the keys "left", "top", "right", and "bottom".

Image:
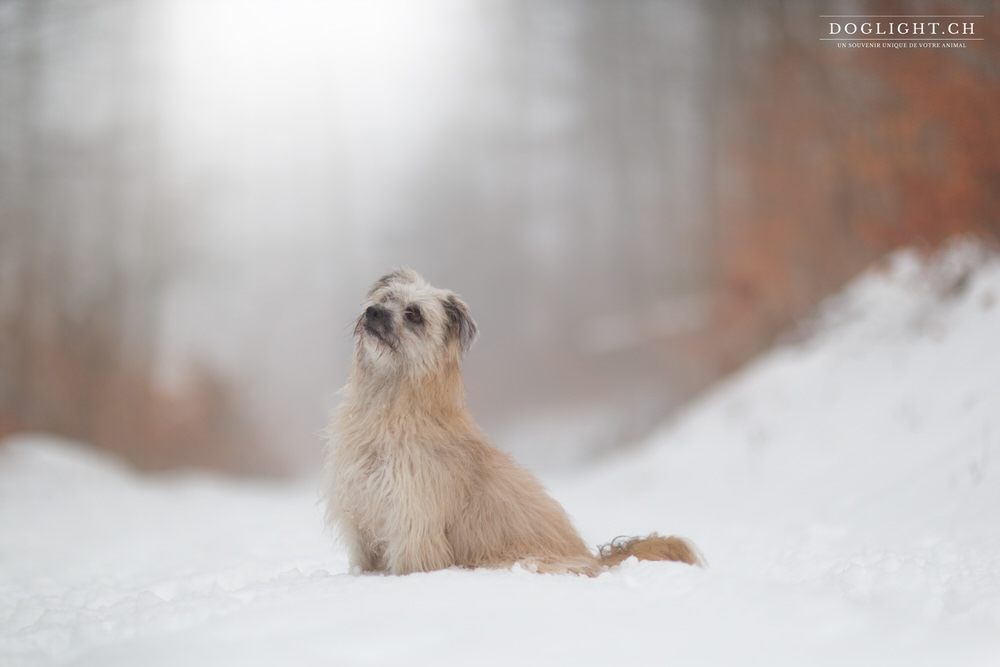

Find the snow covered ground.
[{"left": 3, "top": 240, "right": 1000, "bottom": 666}]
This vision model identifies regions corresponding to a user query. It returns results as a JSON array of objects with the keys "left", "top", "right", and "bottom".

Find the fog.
[{"left": 4, "top": 0, "right": 995, "bottom": 474}]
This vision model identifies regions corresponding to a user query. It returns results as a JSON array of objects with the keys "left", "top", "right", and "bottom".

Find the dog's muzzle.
[{"left": 361, "top": 304, "right": 397, "bottom": 349}]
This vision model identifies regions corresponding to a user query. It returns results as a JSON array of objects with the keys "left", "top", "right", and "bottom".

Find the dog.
[{"left": 322, "top": 269, "right": 701, "bottom": 575}]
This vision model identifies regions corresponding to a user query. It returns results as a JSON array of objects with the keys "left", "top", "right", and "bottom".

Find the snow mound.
[{"left": 2, "top": 239, "right": 1000, "bottom": 666}]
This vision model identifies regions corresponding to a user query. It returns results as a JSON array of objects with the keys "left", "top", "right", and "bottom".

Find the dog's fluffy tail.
[{"left": 597, "top": 533, "right": 703, "bottom": 568}]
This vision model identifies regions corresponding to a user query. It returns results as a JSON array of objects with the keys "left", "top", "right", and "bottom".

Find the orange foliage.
[
  {"left": 0, "top": 330, "right": 281, "bottom": 475},
  {"left": 710, "top": 1, "right": 1000, "bottom": 368}
]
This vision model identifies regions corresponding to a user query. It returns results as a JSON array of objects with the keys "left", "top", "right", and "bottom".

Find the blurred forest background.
[{"left": 1, "top": 0, "right": 997, "bottom": 475}]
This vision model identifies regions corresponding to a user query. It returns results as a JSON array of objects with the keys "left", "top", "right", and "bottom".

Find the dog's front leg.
[
  {"left": 385, "top": 516, "right": 454, "bottom": 575},
  {"left": 344, "top": 522, "right": 385, "bottom": 573}
]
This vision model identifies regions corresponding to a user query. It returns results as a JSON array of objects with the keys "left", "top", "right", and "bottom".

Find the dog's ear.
[{"left": 442, "top": 293, "right": 478, "bottom": 353}]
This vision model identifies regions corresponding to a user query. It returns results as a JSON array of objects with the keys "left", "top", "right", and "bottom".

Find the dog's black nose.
[{"left": 365, "top": 305, "right": 388, "bottom": 323}]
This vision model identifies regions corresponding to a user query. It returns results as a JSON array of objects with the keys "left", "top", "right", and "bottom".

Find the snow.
[{"left": 3, "top": 239, "right": 1000, "bottom": 666}]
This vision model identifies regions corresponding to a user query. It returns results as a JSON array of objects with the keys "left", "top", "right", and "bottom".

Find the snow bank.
[{"left": 2, "top": 240, "right": 999, "bottom": 666}]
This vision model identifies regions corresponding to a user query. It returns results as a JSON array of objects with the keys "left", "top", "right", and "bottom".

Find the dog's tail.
[{"left": 597, "top": 533, "right": 703, "bottom": 568}]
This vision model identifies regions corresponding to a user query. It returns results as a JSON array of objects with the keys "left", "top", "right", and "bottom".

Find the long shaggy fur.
[{"left": 322, "top": 269, "right": 701, "bottom": 576}]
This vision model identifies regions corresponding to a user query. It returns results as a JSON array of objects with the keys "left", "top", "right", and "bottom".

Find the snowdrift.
[{"left": 2, "top": 239, "right": 999, "bottom": 666}]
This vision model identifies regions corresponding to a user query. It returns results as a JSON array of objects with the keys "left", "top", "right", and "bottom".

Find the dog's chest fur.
[{"left": 330, "top": 414, "right": 471, "bottom": 541}]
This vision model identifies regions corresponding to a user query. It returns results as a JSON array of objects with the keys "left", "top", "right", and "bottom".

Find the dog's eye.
[{"left": 404, "top": 306, "right": 423, "bottom": 325}]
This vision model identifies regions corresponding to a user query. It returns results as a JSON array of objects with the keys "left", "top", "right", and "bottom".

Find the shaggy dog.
[{"left": 322, "top": 269, "right": 701, "bottom": 575}]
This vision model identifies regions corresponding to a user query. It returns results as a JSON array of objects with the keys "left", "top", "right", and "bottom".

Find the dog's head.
[{"left": 354, "top": 269, "right": 478, "bottom": 377}]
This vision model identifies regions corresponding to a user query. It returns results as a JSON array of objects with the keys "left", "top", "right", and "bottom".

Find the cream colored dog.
[{"left": 322, "top": 269, "right": 700, "bottom": 575}]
